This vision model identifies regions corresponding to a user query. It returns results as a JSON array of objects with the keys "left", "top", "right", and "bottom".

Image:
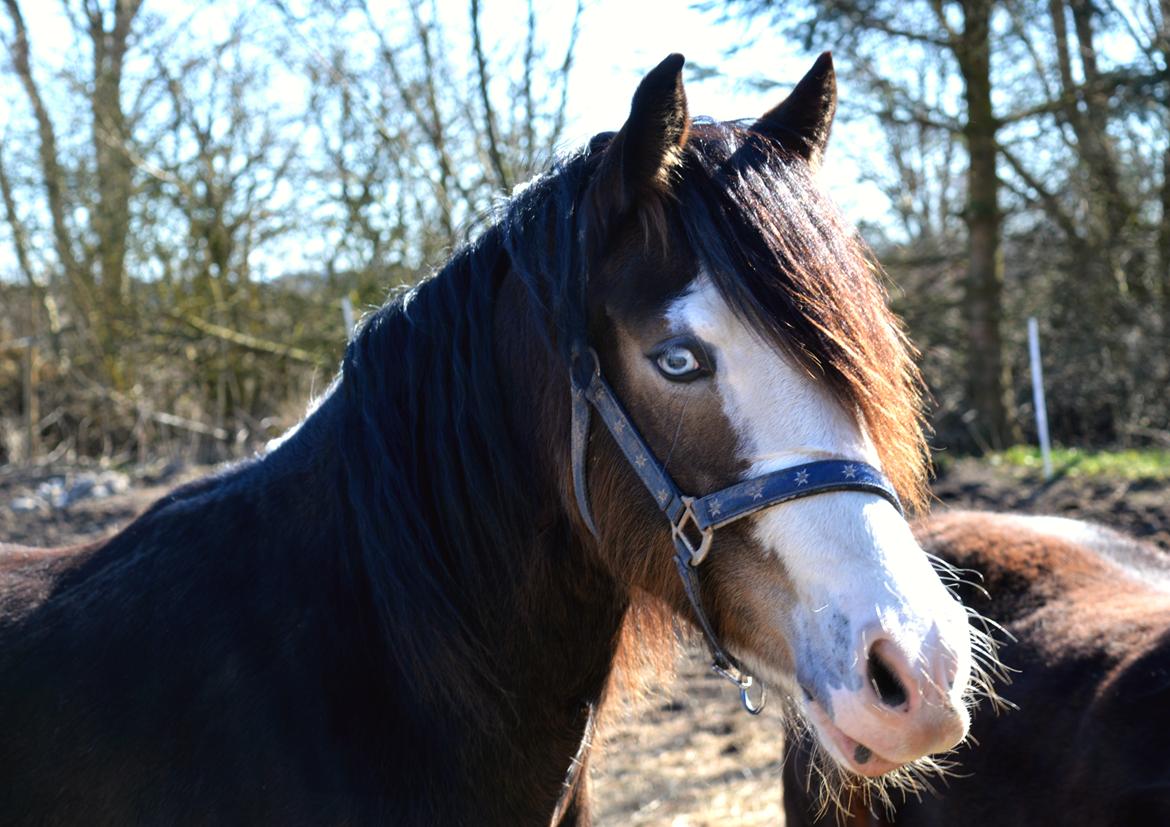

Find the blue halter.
[{"left": 569, "top": 347, "right": 903, "bottom": 714}]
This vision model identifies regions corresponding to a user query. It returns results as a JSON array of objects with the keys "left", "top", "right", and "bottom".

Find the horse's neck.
[
  {"left": 268, "top": 440, "right": 625, "bottom": 821},
  {"left": 325, "top": 266, "right": 625, "bottom": 821},
  {"left": 397, "top": 266, "right": 626, "bottom": 822},
  {"left": 459, "top": 526, "right": 624, "bottom": 824}
]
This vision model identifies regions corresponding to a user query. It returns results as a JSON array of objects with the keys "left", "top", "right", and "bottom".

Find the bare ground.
[{"left": 2, "top": 457, "right": 1168, "bottom": 825}]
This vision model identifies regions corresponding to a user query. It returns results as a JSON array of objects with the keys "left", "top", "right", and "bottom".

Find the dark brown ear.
[
  {"left": 595, "top": 53, "right": 691, "bottom": 215},
  {"left": 753, "top": 52, "right": 837, "bottom": 168}
]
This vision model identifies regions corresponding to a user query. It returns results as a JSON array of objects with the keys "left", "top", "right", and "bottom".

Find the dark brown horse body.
[
  {"left": 784, "top": 511, "right": 1170, "bottom": 826},
  {"left": 0, "top": 466, "right": 621, "bottom": 825},
  {"left": 2, "top": 55, "right": 978, "bottom": 825}
]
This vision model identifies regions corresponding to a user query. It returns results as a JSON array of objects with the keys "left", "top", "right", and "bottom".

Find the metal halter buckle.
[{"left": 671, "top": 496, "right": 714, "bottom": 566}]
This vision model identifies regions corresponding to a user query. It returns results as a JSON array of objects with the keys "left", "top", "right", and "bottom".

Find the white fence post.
[
  {"left": 341, "top": 296, "right": 355, "bottom": 340},
  {"left": 1027, "top": 317, "right": 1053, "bottom": 480}
]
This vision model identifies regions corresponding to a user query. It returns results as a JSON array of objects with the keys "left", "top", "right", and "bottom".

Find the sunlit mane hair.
[
  {"left": 327, "top": 120, "right": 929, "bottom": 720},
  {"left": 666, "top": 120, "right": 930, "bottom": 510}
]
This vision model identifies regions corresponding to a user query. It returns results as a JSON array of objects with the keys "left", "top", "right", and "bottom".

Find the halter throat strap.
[{"left": 569, "top": 347, "right": 904, "bottom": 714}]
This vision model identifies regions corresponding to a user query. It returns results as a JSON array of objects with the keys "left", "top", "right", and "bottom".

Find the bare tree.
[
  {"left": 2, "top": 0, "right": 144, "bottom": 379},
  {"left": 0, "top": 1, "right": 589, "bottom": 462},
  {"left": 722, "top": 0, "right": 1170, "bottom": 449},
  {"left": 276, "top": 0, "right": 582, "bottom": 269}
]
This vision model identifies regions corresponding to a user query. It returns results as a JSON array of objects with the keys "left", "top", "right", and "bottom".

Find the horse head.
[{"left": 569, "top": 53, "right": 978, "bottom": 780}]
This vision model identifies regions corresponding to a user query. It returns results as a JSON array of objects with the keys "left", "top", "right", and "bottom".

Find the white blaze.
[{"left": 666, "top": 274, "right": 970, "bottom": 715}]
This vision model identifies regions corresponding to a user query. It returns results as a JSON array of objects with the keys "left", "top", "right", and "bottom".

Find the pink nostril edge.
[{"left": 866, "top": 638, "right": 916, "bottom": 711}]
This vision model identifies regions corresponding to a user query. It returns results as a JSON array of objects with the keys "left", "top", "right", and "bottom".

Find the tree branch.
[
  {"left": 174, "top": 312, "right": 323, "bottom": 365},
  {"left": 998, "top": 141, "right": 1082, "bottom": 241},
  {"left": 549, "top": 0, "right": 584, "bottom": 148},
  {"left": 470, "top": 0, "right": 509, "bottom": 191}
]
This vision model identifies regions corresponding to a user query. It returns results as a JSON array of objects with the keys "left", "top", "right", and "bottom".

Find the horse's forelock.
[{"left": 668, "top": 122, "right": 929, "bottom": 511}]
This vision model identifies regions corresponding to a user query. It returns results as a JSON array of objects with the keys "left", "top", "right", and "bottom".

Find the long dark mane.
[{"left": 322, "top": 146, "right": 601, "bottom": 720}]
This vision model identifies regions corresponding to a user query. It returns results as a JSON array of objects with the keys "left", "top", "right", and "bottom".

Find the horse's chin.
[
  {"left": 801, "top": 698, "right": 906, "bottom": 778},
  {"left": 733, "top": 657, "right": 908, "bottom": 778}
]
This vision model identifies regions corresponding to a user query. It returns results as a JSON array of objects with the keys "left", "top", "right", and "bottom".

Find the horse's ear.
[
  {"left": 753, "top": 52, "right": 837, "bottom": 168},
  {"left": 594, "top": 53, "right": 691, "bottom": 215}
]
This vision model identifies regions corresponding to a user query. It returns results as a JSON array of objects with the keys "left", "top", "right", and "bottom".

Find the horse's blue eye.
[{"left": 656, "top": 345, "right": 701, "bottom": 378}]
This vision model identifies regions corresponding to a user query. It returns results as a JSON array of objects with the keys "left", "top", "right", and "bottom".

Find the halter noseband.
[{"left": 569, "top": 347, "right": 903, "bottom": 714}]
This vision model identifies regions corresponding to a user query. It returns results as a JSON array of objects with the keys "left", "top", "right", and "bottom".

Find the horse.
[
  {"left": 0, "top": 54, "right": 985, "bottom": 825},
  {"left": 783, "top": 511, "right": 1170, "bottom": 826}
]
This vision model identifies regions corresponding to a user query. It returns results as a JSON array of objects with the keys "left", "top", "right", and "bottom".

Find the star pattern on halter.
[
  {"left": 842, "top": 464, "right": 858, "bottom": 479},
  {"left": 746, "top": 480, "right": 765, "bottom": 501},
  {"left": 794, "top": 469, "right": 810, "bottom": 486},
  {"left": 634, "top": 452, "right": 647, "bottom": 468},
  {"left": 709, "top": 497, "right": 723, "bottom": 517},
  {"left": 657, "top": 489, "right": 669, "bottom": 505}
]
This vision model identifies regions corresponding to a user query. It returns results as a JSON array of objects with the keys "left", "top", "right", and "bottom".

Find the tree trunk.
[
  {"left": 1161, "top": 142, "right": 1170, "bottom": 315},
  {"left": 957, "top": 0, "right": 1014, "bottom": 449},
  {"left": 1051, "top": 0, "right": 1129, "bottom": 257},
  {"left": 91, "top": 25, "right": 134, "bottom": 307},
  {"left": 88, "top": 0, "right": 141, "bottom": 375},
  {"left": 3, "top": 0, "right": 90, "bottom": 312},
  {"left": 1158, "top": 0, "right": 1170, "bottom": 314},
  {"left": 21, "top": 341, "right": 39, "bottom": 461}
]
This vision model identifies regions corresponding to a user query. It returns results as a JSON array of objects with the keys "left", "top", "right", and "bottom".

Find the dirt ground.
[{"left": 2, "top": 457, "right": 1168, "bottom": 825}]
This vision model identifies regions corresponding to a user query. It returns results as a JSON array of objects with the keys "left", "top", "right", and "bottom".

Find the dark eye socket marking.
[{"left": 648, "top": 335, "right": 715, "bottom": 383}]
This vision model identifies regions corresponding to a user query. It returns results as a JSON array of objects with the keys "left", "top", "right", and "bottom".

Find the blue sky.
[
  {"left": 0, "top": 0, "right": 891, "bottom": 280},
  {"left": 485, "top": 0, "right": 889, "bottom": 222}
]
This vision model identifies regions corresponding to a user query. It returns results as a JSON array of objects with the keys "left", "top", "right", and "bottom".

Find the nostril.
[{"left": 867, "top": 643, "right": 909, "bottom": 708}]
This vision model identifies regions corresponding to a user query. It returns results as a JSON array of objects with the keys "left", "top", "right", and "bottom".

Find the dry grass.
[{"left": 592, "top": 653, "right": 787, "bottom": 826}]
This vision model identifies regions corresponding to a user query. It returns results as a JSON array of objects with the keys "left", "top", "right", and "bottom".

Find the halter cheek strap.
[{"left": 569, "top": 347, "right": 903, "bottom": 714}]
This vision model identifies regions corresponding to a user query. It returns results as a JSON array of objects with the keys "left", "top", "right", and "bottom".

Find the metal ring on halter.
[
  {"left": 671, "top": 497, "right": 714, "bottom": 566},
  {"left": 740, "top": 677, "right": 766, "bottom": 715},
  {"left": 712, "top": 661, "right": 767, "bottom": 715}
]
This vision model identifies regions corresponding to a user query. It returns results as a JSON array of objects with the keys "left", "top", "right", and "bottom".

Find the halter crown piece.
[{"left": 569, "top": 347, "right": 903, "bottom": 714}]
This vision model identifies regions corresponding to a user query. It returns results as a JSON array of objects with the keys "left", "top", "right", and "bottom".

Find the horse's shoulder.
[
  {"left": 1064, "top": 622, "right": 1170, "bottom": 818},
  {"left": 1097, "top": 621, "right": 1170, "bottom": 708}
]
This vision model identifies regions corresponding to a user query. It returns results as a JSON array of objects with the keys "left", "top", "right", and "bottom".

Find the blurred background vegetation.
[
  {"left": 0, "top": 0, "right": 1167, "bottom": 469},
  {"left": 724, "top": 0, "right": 1170, "bottom": 456}
]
